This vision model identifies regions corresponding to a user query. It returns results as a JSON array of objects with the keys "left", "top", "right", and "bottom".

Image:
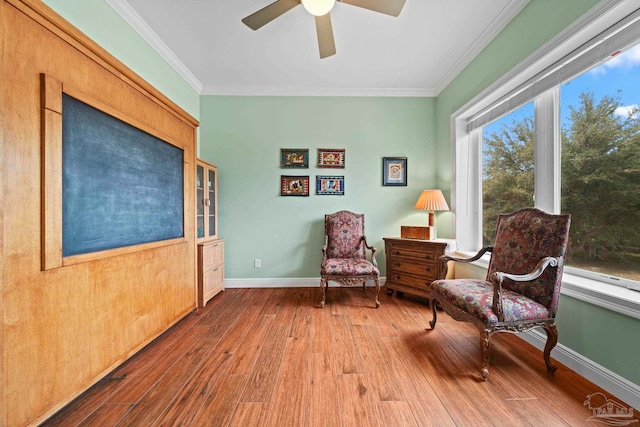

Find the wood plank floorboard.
[
  {"left": 308, "top": 352, "right": 341, "bottom": 427},
  {"left": 41, "top": 288, "right": 637, "bottom": 426}
]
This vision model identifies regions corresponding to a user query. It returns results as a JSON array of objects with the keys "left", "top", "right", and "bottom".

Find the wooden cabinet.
[
  {"left": 196, "top": 158, "right": 223, "bottom": 307},
  {"left": 197, "top": 159, "right": 218, "bottom": 241},
  {"left": 198, "top": 239, "right": 224, "bottom": 307},
  {"left": 384, "top": 238, "right": 454, "bottom": 299}
]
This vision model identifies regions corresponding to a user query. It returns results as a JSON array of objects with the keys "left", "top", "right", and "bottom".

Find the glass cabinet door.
[
  {"left": 196, "top": 164, "right": 205, "bottom": 239},
  {"left": 196, "top": 159, "right": 218, "bottom": 241},
  {"left": 208, "top": 169, "right": 216, "bottom": 237}
]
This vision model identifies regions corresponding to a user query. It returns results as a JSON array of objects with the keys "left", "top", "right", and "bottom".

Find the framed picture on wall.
[
  {"left": 316, "top": 176, "right": 344, "bottom": 195},
  {"left": 280, "top": 149, "right": 309, "bottom": 168},
  {"left": 317, "top": 148, "right": 345, "bottom": 168},
  {"left": 382, "top": 157, "right": 407, "bottom": 186},
  {"left": 281, "top": 175, "right": 310, "bottom": 196}
]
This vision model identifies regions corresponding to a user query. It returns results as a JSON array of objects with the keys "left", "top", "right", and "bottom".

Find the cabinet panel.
[
  {"left": 202, "top": 240, "right": 223, "bottom": 270},
  {"left": 197, "top": 158, "right": 222, "bottom": 308},
  {"left": 389, "top": 259, "right": 437, "bottom": 277},
  {"left": 198, "top": 239, "right": 224, "bottom": 308},
  {"left": 387, "top": 246, "right": 439, "bottom": 264},
  {"left": 202, "top": 264, "right": 224, "bottom": 301}
]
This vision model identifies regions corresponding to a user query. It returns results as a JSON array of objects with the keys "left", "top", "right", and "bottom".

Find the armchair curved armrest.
[
  {"left": 440, "top": 246, "right": 493, "bottom": 264},
  {"left": 438, "top": 246, "right": 493, "bottom": 278},
  {"left": 490, "top": 256, "right": 563, "bottom": 321},
  {"left": 321, "top": 236, "right": 329, "bottom": 267},
  {"left": 491, "top": 256, "right": 562, "bottom": 284},
  {"left": 362, "top": 235, "right": 377, "bottom": 267}
]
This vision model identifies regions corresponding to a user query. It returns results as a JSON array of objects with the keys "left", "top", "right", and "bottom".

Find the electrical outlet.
[{"left": 254, "top": 259, "right": 261, "bottom": 268}]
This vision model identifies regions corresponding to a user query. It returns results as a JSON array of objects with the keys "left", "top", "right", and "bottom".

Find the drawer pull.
[
  {"left": 395, "top": 262, "right": 401, "bottom": 267},
  {"left": 395, "top": 251, "right": 401, "bottom": 255},
  {"left": 425, "top": 267, "right": 431, "bottom": 272},
  {"left": 395, "top": 275, "right": 401, "bottom": 280},
  {"left": 425, "top": 255, "right": 432, "bottom": 259}
]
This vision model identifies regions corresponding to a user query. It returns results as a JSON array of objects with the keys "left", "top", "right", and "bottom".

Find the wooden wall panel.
[
  {"left": 0, "top": 0, "right": 5, "bottom": 425},
  {"left": 1, "top": 1, "right": 198, "bottom": 425}
]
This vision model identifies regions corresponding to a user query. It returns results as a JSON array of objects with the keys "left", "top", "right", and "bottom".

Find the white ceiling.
[{"left": 107, "top": 0, "right": 530, "bottom": 97}]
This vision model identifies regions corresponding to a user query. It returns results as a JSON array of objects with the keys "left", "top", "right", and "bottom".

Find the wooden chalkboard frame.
[{"left": 41, "top": 74, "right": 188, "bottom": 270}]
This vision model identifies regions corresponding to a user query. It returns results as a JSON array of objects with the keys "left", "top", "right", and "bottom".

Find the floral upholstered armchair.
[
  {"left": 429, "top": 208, "right": 571, "bottom": 381},
  {"left": 320, "top": 211, "right": 380, "bottom": 308}
]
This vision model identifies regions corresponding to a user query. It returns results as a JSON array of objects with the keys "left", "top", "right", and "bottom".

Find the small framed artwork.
[
  {"left": 280, "top": 149, "right": 309, "bottom": 168},
  {"left": 382, "top": 157, "right": 407, "bottom": 186},
  {"left": 316, "top": 175, "right": 344, "bottom": 195},
  {"left": 281, "top": 175, "right": 309, "bottom": 196},
  {"left": 317, "top": 148, "right": 345, "bottom": 168}
]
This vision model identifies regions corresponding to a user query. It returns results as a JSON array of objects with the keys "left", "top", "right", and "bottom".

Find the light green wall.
[
  {"left": 557, "top": 297, "right": 640, "bottom": 385},
  {"left": 200, "top": 96, "right": 437, "bottom": 278},
  {"left": 42, "top": 0, "right": 200, "bottom": 119},
  {"left": 437, "top": 0, "right": 640, "bottom": 389}
]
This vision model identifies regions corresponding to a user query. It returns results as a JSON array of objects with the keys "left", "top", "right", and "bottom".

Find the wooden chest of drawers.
[{"left": 384, "top": 238, "right": 451, "bottom": 299}]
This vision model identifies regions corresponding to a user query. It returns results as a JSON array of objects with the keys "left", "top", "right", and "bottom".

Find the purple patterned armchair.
[
  {"left": 429, "top": 208, "right": 571, "bottom": 381},
  {"left": 320, "top": 211, "right": 380, "bottom": 308}
]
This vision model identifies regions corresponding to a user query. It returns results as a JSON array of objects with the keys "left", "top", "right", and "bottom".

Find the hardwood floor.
[{"left": 41, "top": 287, "right": 635, "bottom": 426}]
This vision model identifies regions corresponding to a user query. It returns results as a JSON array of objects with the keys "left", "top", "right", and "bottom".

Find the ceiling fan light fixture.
[{"left": 301, "top": 0, "right": 336, "bottom": 16}]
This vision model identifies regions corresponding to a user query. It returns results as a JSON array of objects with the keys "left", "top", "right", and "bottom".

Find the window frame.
[{"left": 450, "top": 0, "right": 640, "bottom": 318}]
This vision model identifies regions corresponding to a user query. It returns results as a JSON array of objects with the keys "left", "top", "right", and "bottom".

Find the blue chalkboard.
[{"left": 62, "top": 94, "right": 184, "bottom": 257}]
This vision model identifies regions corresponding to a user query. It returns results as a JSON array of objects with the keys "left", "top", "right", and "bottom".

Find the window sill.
[
  {"left": 561, "top": 274, "right": 640, "bottom": 320},
  {"left": 453, "top": 251, "right": 640, "bottom": 320}
]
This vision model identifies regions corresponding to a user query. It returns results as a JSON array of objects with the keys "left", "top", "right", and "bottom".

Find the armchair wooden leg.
[
  {"left": 374, "top": 279, "right": 380, "bottom": 308},
  {"left": 543, "top": 324, "right": 559, "bottom": 374},
  {"left": 320, "top": 278, "right": 327, "bottom": 308},
  {"left": 429, "top": 299, "right": 437, "bottom": 329},
  {"left": 480, "top": 328, "right": 491, "bottom": 381}
]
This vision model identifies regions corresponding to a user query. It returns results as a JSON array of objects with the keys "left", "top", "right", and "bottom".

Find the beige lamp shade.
[{"left": 414, "top": 190, "right": 449, "bottom": 213}]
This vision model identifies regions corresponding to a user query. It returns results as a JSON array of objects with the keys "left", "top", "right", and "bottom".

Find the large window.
[
  {"left": 482, "top": 102, "right": 534, "bottom": 246},
  {"left": 456, "top": 6, "right": 640, "bottom": 289},
  {"left": 560, "top": 46, "right": 640, "bottom": 283}
]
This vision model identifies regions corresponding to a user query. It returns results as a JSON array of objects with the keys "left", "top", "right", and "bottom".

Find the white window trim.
[{"left": 450, "top": 0, "right": 640, "bottom": 317}]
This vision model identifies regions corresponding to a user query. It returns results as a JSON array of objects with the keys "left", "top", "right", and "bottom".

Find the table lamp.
[{"left": 412, "top": 189, "right": 449, "bottom": 239}]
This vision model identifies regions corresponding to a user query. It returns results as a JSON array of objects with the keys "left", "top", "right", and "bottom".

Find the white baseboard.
[
  {"left": 519, "top": 329, "right": 640, "bottom": 410},
  {"left": 225, "top": 277, "right": 387, "bottom": 288},
  {"left": 224, "top": 277, "right": 639, "bottom": 410}
]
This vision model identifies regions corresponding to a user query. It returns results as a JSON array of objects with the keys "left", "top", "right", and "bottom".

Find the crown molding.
[
  {"left": 200, "top": 85, "right": 435, "bottom": 97},
  {"left": 432, "top": 0, "right": 530, "bottom": 95},
  {"left": 105, "top": 0, "right": 203, "bottom": 93}
]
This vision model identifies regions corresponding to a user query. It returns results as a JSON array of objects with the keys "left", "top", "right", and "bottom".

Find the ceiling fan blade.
[
  {"left": 242, "top": 0, "right": 300, "bottom": 30},
  {"left": 315, "top": 13, "right": 336, "bottom": 59},
  {"left": 338, "top": 0, "right": 406, "bottom": 17}
]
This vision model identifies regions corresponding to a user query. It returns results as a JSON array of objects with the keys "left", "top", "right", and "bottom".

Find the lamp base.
[{"left": 401, "top": 226, "right": 436, "bottom": 240}]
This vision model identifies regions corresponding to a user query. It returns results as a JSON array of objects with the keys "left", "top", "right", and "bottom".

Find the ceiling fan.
[{"left": 242, "top": 0, "right": 406, "bottom": 59}]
